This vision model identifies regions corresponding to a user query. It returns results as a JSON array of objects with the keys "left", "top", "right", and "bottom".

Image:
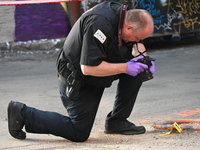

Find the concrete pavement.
[{"left": 0, "top": 39, "right": 200, "bottom": 149}]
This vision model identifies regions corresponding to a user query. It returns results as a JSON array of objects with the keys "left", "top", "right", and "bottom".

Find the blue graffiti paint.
[{"left": 138, "top": 0, "right": 165, "bottom": 25}]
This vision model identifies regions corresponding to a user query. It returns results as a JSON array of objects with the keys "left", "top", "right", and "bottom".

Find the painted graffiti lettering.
[
  {"left": 154, "top": 10, "right": 181, "bottom": 31},
  {"left": 138, "top": 0, "right": 165, "bottom": 25},
  {"left": 164, "top": 0, "right": 200, "bottom": 33},
  {"left": 176, "top": 0, "right": 200, "bottom": 16},
  {"left": 172, "top": 0, "right": 200, "bottom": 32},
  {"left": 140, "top": 0, "right": 200, "bottom": 34}
]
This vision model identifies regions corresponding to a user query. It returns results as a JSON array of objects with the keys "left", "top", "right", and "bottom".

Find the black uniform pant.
[{"left": 23, "top": 74, "right": 142, "bottom": 142}]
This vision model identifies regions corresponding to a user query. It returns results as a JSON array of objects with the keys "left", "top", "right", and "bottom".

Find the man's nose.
[{"left": 135, "top": 39, "right": 140, "bottom": 42}]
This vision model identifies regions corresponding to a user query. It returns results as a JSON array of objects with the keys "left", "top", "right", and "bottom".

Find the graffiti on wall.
[
  {"left": 172, "top": 0, "right": 200, "bottom": 33},
  {"left": 138, "top": 0, "right": 200, "bottom": 35},
  {"left": 85, "top": 0, "right": 200, "bottom": 35},
  {"left": 138, "top": 0, "right": 165, "bottom": 25}
]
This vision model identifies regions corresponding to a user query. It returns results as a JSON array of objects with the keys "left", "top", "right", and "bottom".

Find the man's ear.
[{"left": 126, "top": 24, "right": 133, "bottom": 31}]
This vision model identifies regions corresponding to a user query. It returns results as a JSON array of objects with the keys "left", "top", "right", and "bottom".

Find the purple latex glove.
[
  {"left": 150, "top": 61, "right": 155, "bottom": 74},
  {"left": 126, "top": 56, "right": 148, "bottom": 77}
]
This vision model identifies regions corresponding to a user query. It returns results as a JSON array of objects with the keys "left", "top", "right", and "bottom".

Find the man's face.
[{"left": 122, "top": 24, "right": 153, "bottom": 42}]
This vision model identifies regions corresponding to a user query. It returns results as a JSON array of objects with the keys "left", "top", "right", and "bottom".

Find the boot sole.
[
  {"left": 7, "top": 101, "right": 26, "bottom": 140},
  {"left": 104, "top": 129, "right": 146, "bottom": 135}
]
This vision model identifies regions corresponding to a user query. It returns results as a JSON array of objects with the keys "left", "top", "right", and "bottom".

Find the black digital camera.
[{"left": 137, "top": 56, "right": 156, "bottom": 82}]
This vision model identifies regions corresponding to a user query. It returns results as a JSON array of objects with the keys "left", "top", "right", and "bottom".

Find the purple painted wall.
[{"left": 15, "top": 3, "right": 70, "bottom": 41}]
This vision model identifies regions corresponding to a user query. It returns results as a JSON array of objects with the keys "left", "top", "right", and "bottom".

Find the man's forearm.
[{"left": 81, "top": 61, "right": 127, "bottom": 77}]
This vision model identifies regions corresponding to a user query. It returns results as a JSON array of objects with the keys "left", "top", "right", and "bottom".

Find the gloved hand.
[
  {"left": 126, "top": 56, "right": 148, "bottom": 77},
  {"left": 149, "top": 61, "right": 155, "bottom": 74}
]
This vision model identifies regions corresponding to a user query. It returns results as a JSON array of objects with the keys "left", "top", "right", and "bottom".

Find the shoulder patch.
[{"left": 94, "top": 29, "right": 107, "bottom": 44}]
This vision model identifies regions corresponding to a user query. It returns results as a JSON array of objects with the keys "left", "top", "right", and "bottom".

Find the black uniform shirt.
[{"left": 58, "top": 1, "right": 133, "bottom": 87}]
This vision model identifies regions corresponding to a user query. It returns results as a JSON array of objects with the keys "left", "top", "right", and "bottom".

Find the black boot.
[
  {"left": 7, "top": 101, "right": 26, "bottom": 139},
  {"left": 104, "top": 119, "right": 146, "bottom": 135}
]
